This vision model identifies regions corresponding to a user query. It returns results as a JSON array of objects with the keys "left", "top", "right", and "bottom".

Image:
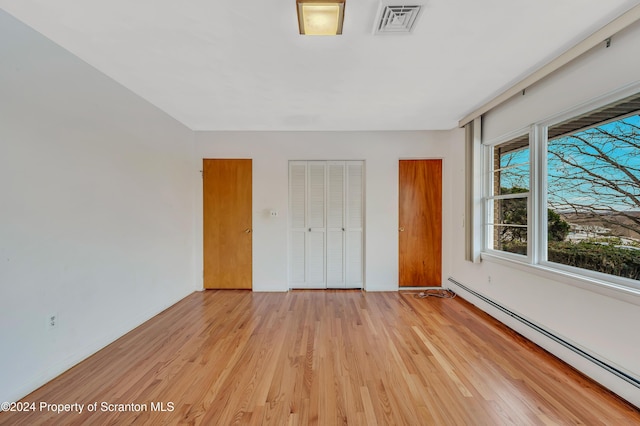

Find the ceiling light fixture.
[{"left": 297, "top": 0, "right": 345, "bottom": 35}]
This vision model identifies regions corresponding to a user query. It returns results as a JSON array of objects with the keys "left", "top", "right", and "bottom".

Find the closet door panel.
[
  {"left": 346, "top": 162, "right": 364, "bottom": 229},
  {"left": 306, "top": 231, "right": 325, "bottom": 286},
  {"left": 290, "top": 232, "right": 306, "bottom": 284},
  {"left": 346, "top": 231, "right": 363, "bottom": 286},
  {"left": 289, "top": 162, "right": 308, "bottom": 287},
  {"left": 307, "top": 162, "right": 326, "bottom": 229},
  {"left": 306, "top": 162, "right": 326, "bottom": 288},
  {"left": 326, "top": 232, "right": 344, "bottom": 286},
  {"left": 326, "top": 162, "right": 346, "bottom": 288},
  {"left": 345, "top": 162, "right": 364, "bottom": 288}
]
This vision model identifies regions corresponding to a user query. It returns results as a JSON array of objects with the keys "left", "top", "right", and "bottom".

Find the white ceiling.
[{"left": 1, "top": 0, "right": 639, "bottom": 131}]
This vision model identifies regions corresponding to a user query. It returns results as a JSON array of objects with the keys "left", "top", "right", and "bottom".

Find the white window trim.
[
  {"left": 481, "top": 251, "right": 640, "bottom": 306},
  {"left": 482, "top": 128, "right": 533, "bottom": 263},
  {"left": 480, "top": 83, "right": 640, "bottom": 301}
]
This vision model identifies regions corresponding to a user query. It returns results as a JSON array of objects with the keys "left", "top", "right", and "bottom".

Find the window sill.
[{"left": 480, "top": 251, "right": 640, "bottom": 306}]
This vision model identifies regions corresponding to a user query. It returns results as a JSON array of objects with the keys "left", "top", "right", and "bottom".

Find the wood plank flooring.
[{"left": 1, "top": 290, "right": 638, "bottom": 425}]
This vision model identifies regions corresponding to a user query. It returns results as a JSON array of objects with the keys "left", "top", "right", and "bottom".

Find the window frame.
[
  {"left": 480, "top": 84, "right": 640, "bottom": 294},
  {"left": 482, "top": 128, "right": 533, "bottom": 263}
]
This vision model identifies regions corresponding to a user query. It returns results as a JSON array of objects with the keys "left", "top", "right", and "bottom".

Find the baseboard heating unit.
[{"left": 447, "top": 277, "right": 640, "bottom": 390}]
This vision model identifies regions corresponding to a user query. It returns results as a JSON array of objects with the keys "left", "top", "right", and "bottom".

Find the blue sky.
[
  {"left": 547, "top": 114, "right": 640, "bottom": 213},
  {"left": 495, "top": 114, "right": 640, "bottom": 214}
]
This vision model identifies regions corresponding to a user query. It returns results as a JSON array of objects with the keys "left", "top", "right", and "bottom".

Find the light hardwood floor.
[{"left": 1, "top": 290, "right": 638, "bottom": 425}]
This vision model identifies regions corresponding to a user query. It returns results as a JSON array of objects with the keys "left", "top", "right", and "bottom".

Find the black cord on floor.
[{"left": 414, "top": 289, "right": 456, "bottom": 299}]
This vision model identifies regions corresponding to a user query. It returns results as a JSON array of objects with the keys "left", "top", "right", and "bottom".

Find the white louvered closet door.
[
  {"left": 289, "top": 161, "right": 326, "bottom": 289},
  {"left": 326, "top": 162, "right": 345, "bottom": 288},
  {"left": 289, "top": 160, "right": 364, "bottom": 289},
  {"left": 289, "top": 162, "right": 308, "bottom": 287},
  {"left": 345, "top": 161, "right": 364, "bottom": 288},
  {"left": 307, "top": 162, "right": 326, "bottom": 287}
]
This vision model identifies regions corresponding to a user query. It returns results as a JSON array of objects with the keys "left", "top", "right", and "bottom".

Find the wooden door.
[
  {"left": 399, "top": 159, "right": 442, "bottom": 287},
  {"left": 203, "top": 159, "right": 252, "bottom": 289}
]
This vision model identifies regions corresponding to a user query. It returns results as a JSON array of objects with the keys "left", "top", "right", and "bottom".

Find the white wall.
[
  {"left": 449, "top": 18, "right": 640, "bottom": 406},
  {"left": 194, "top": 131, "right": 456, "bottom": 292},
  {"left": 0, "top": 11, "right": 196, "bottom": 402},
  {"left": 483, "top": 19, "right": 640, "bottom": 142}
]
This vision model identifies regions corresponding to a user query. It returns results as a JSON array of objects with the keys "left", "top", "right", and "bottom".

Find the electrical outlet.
[{"left": 487, "top": 275, "right": 492, "bottom": 283}]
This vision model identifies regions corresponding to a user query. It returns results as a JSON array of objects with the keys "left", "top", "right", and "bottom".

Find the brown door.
[
  {"left": 399, "top": 159, "right": 442, "bottom": 287},
  {"left": 203, "top": 159, "right": 252, "bottom": 289}
]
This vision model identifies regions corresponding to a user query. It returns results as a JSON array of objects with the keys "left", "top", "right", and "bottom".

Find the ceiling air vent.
[{"left": 374, "top": 4, "right": 422, "bottom": 34}]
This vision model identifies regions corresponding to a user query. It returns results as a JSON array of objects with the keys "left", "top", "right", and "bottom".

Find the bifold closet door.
[
  {"left": 289, "top": 161, "right": 363, "bottom": 289},
  {"left": 290, "top": 161, "right": 326, "bottom": 289},
  {"left": 343, "top": 162, "right": 363, "bottom": 289}
]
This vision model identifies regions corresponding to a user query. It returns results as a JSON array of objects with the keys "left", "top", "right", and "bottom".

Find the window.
[
  {"left": 482, "top": 89, "right": 640, "bottom": 289},
  {"left": 485, "top": 134, "right": 530, "bottom": 256},
  {"left": 545, "top": 93, "right": 640, "bottom": 282}
]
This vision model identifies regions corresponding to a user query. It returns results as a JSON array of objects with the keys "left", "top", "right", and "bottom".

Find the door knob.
[
  {"left": 245, "top": 228, "right": 251, "bottom": 233},
  {"left": 399, "top": 227, "right": 405, "bottom": 232}
]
